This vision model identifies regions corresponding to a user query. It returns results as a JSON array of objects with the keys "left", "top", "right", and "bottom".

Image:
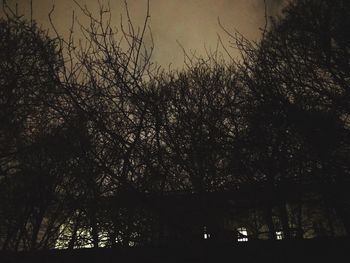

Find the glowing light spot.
[
  {"left": 237, "top": 227, "right": 248, "bottom": 242},
  {"left": 276, "top": 231, "right": 283, "bottom": 240}
]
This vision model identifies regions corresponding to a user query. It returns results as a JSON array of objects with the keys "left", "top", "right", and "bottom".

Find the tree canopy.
[{"left": 0, "top": 0, "right": 349, "bottom": 250}]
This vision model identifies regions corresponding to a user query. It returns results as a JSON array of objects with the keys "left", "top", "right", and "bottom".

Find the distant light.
[
  {"left": 203, "top": 226, "right": 211, "bottom": 239},
  {"left": 276, "top": 231, "right": 283, "bottom": 240},
  {"left": 237, "top": 227, "right": 248, "bottom": 242},
  {"left": 129, "top": 241, "right": 135, "bottom": 247}
]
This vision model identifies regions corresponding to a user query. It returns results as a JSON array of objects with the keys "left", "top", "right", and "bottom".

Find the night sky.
[{"left": 2, "top": 0, "right": 286, "bottom": 68}]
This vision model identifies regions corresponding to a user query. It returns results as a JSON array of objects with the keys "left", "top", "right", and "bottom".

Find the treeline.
[{"left": 0, "top": 0, "right": 349, "bottom": 250}]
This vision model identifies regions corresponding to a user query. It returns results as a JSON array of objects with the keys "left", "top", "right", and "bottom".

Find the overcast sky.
[{"left": 2, "top": 0, "right": 286, "bottom": 68}]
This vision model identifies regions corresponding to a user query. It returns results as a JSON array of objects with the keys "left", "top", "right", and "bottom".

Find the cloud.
[{"left": 1, "top": 0, "right": 286, "bottom": 68}]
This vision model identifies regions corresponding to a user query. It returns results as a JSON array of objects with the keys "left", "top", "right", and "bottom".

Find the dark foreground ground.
[{"left": 1, "top": 238, "right": 349, "bottom": 263}]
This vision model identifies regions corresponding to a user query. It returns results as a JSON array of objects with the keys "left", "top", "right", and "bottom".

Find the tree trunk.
[
  {"left": 68, "top": 219, "right": 80, "bottom": 250},
  {"left": 265, "top": 205, "right": 276, "bottom": 240},
  {"left": 91, "top": 213, "right": 99, "bottom": 248},
  {"left": 279, "top": 202, "right": 291, "bottom": 239}
]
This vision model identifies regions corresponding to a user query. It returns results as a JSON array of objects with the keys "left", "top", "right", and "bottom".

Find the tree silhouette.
[
  {"left": 0, "top": 13, "right": 67, "bottom": 250},
  {"left": 1, "top": 0, "right": 349, "bottom": 252},
  {"left": 234, "top": 0, "right": 350, "bottom": 238}
]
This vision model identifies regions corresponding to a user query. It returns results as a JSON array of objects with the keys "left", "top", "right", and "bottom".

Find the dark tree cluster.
[{"left": 0, "top": 0, "right": 349, "bottom": 251}]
